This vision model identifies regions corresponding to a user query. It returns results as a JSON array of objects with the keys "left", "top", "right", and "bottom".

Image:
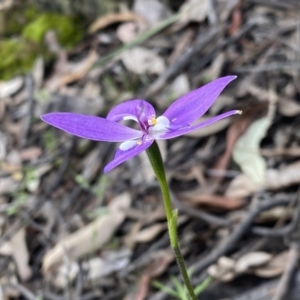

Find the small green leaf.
[
  {"left": 170, "top": 275, "right": 187, "bottom": 299},
  {"left": 75, "top": 174, "right": 90, "bottom": 189},
  {"left": 194, "top": 276, "right": 212, "bottom": 296},
  {"left": 152, "top": 280, "right": 181, "bottom": 299}
]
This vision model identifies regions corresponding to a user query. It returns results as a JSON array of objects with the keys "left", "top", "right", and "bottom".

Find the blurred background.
[{"left": 0, "top": 0, "right": 300, "bottom": 299}]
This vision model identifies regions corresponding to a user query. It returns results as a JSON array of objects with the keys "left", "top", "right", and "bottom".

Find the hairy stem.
[{"left": 146, "top": 141, "right": 197, "bottom": 300}]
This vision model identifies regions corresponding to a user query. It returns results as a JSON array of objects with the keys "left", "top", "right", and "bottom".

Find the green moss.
[
  {"left": 24, "top": 6, "right": 40, "bottom": 21},
  {"left": 0, "top": 5, "right": 40, "bottom": 36},
  {"left": 0, "top": 39, "right": 38, "bottom": 80},
  {"left": 0, "top": 3, "right": 85, "bottom": 80},
  {"left": 22, "top": 13, "right": 83, "bottom": 49}
]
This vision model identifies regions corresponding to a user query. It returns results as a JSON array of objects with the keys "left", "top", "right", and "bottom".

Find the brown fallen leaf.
[
  {"left": 0, "top": 76, "right": 23, "bottom": 99},
  {"left": 226, "top": 160, "right": 300, "bottom": 198},
  {"left": 261, "top": 147, "right": 300, "bottom": 157},
  {"left": 235, "top": 252, "right": 272, "bottom": 274},
  {"left": 132, "top": 223, "right": 167, "bottom": 243},
  {"left": 117, "top": 22, "right": 140, "bottom": 43},
  {"left": 19, "top": 147, "right": 42, "bottom": 161},
  {"left": 133, "top": 0, "right": 172, "bottom": 28},
  {"left": 10, "top": 228, "right": 32, "bottom": 281},
  {"left": 124, "top": 249, "right": 174, "bottom": 300},
  {"left": 121, "top": 47, "right": 165, "bottom": 75},
  {"left": 42, "top": 193, "right": 131, "bottom": 272},
  {"left": 226, "top": 173, "right": 261, "bottom": 198},
  {"left": 278, "top": 97, "right": 300, "bottom": 117},
  {"left": 88, "top": 12, "right": 142, "bottom": 34},
  {"left": 46, "top": 50, "right": 98, "bottom": 91},
  {"left": 266, "top": 161, "right": 300, "bottom": 190},
  {"left": 53, "top": 248, "right": 131, "bottom": 288},
  {"left": 254, "top": 251, "right": 289, "bottom": 278},
  {"left": 208, "top": 252, "right": 272, "bottom": 282},
  {"left": 177, "top": 0, "right": 210, "bottom": 28},
  {"left": 0, "top": 177, "right": 21, "bottom": 195},
  {"left": 179, "top": 192, "right": 245, "bottom": 210},
  {"left": 212, "top": 103, "right": 268, "bottom": 182},
  {"left": 228, "top": 5, "right": 242, "bottom": 36}
]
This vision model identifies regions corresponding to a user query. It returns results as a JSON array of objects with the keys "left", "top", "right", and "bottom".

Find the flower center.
[
  {"left": 148, "top": 117, "right": 157, "bottom": 126},
  {"left": 148, "top": 116, "right": 170, "bottom": 139}
]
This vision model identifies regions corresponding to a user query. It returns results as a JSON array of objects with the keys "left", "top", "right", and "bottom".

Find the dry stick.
[
  {"left": 21, "top": 74, "right": 34, "bottom": 147},
  {"left": 45, "top": 137, "right": 75, "bottom": 197},
  {"left": 119, "top": 231, "right": 170, "bottom": 278},
  {"left": 145, "top": 27, "right": 220, "bottom": 98},
  {"left": 252, "top": 192, "right": 300, "bottom": 236},
  {"left": 273, "top": 244, "right": 299, "bottom": 300},
  {"left": 191, "top": 20, "right": 256, "bottom": 79},
  {"left": 146, "top": 20, "right": 256, "bottom": 98},
  {"left": 230, "top": 271, "right": 300, "bottom": 300},
  {"left": 192, "top": 198, "right": 291, "bottom": 276},
  {"left": 0, "top": 220, "right": 24, "bottom": 247},
  {"left": 171, "top": 191, "right": 230, "bottom": 226},
  {"left": 42, "top": 291, "right": 65, "bottom": 300},
  {"left": 233, "top": 62, "right": 300, "bottom": 73},
  {"left": 9, "top": 283, "right": 36, "bottom": 300},
  {"left": 248, "top": 0, "right": 299, "bottom": 9}
]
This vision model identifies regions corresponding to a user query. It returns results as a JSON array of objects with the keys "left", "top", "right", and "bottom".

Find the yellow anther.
[
  {"left": 236, "top": 110, "right": 243, "bottom": 115},
  {"left": 136, "top": 140, "right": 142, "bottom": 145},
  {"left": 148, "top": 117, "right": 157, "bottom": 126}
]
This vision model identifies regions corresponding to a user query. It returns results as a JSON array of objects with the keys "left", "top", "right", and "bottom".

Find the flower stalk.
[
  {"left": 41, "top": 75, "right": 241, "bottom": 299},
  {"left": 146, "top": 141, "right": 197, "bottom": 300}
]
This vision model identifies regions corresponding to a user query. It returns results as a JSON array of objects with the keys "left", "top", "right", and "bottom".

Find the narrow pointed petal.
[
  {"left": 41, "top": 113, "right": 142, "bottom": 142},
  {"left": 104, "top": 139, "right": 153, "bottom": 172},
  {"left": 159, "top": 110, "right": 240, "bottom": 139},
  {"left": 162, "top": 76, "right": 237, "bottom": 126},
  {"left": 106, "top": 100, "right": 155, "bottom": 122}
]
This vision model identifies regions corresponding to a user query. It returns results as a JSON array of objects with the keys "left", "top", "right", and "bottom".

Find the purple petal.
[
  {"left": 160, "top": 110, "right": 240, "bottom": 139},
  {"left": 162, "top": 76, "right": 237, "bottom": 126},
  {"left": 104, "top": 139, "right": 153, "bottom": 172},
  {"left": 41, "top": 113, "right": 142, "bottom": 142},
  {"left": 106, "top": 100, "right": 155, "bottom": 122}
]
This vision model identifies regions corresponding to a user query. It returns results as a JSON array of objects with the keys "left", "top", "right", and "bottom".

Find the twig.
[
  {"left": 192, "top": 198, "right": 291, "bottom": 276},
  {"left": 252, "top": 192, "right": 300, "bottom": 236},
  {"left": 75, "top": 262, "right": 83, "bottom": 300},
  {"left": 233, "top": 62, "right": 300, "bottom": 73},
  {"left": 42, "top": 291, "right": 66, "bottom": 300},
  {"left": 272, "top": 243, "right": 299, "bottom": 300},
  {"left": 21, "top": 74, "right": 34, "bottom": 147},
  {"left": 230, "top": 271, "right": 300, "bottom": 300},
  {"left": 171, "top": 191, "right": 230, "bottom": 226},
  {"left": 44, "top": 137, "right": 75, "bottom": 197},
  {"left": 9, "top": 283, "right": 36, "bottom": 300},
  {"left": 248, "top": 0, "right": 299, "bottom": 9},
  {"left": 119, "top": 231, "right": 170, "bottom": 278},
  {"left": 0, "top": 220, "right": 24, "bottom": 247},
  {"left": 145, "top": 27, "right": 220, "bottom": 97},
  {"left": 191, "top": 20, "right": 256, "bottom": 79}
]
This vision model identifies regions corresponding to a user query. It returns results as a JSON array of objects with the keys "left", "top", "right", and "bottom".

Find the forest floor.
[{"left": 1, "top": 0, "right": 300, "bottom": 299}]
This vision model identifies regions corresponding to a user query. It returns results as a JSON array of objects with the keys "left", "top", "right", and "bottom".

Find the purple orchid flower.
[{"left": 41, "top": 76, "right": 240, "bottom": 173}]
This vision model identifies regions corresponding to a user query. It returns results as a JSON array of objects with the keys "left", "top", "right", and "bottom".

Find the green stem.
[{"left": 146, "top": 141, "right": 197, "bottom": 300}]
